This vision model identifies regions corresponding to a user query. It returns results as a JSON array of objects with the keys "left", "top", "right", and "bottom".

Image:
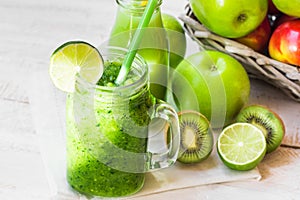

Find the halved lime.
[
  {"left": 49, "top": 41, "right": 104, "bottom": 92},
  {"left": 217, "top": 123, "right": 267, "bottom": 171}
]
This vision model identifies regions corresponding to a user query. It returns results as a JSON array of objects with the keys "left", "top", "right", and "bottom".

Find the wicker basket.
[{"left": 179, "top": 5, "right": 300, "bottom": 102}]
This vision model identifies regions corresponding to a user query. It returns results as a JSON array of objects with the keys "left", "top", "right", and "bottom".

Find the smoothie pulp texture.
[{"left": 66, "top": 60, "right": 156, "bottom": 197}]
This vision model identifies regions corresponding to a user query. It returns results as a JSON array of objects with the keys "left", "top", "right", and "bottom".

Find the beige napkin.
[
  {"left": 136, "top": 147, "right": 261, "bottom": 197},
  {"left": 28, "top": 65, "right": 261, "bottom": 199}
]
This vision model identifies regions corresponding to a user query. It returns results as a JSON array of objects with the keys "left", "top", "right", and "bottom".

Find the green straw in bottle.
[{"left": 114, "top": 0, "right": 158, "bottom": 85}]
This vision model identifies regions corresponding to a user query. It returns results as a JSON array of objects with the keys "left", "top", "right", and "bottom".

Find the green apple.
[
  {"left": 171, "top": 50, "right": 250, "bottom": 128},
  {"left": 272, "top": 0, "right": 300, "bottom": 17},
  {"left": 190, "top": 0, "right": 268, "bottom": 38},
  {"left": 162, "top": 13, "right": 187, "bottom": 69}
]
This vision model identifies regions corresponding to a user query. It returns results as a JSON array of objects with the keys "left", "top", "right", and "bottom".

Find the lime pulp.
[{"left": 217, "top": 123, "right": 267, "bottom": 171}]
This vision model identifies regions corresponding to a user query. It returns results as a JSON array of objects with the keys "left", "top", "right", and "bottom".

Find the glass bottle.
[{"left": 109, "top": 0, "right": 169, "bottom": 100}]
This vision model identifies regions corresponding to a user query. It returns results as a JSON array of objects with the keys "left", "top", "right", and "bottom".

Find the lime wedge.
[
  {"left": 49, "top": 41, "right": 104, "bottom": 92},
  {"left": 217, "top": 123, "right": 267, "bottom": 171}
]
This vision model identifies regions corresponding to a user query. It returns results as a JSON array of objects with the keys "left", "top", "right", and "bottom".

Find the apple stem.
[
  {"left": 211, "top": 65, "right": 218, "bottom": 71},
  {"left": 237, "top": 14, "right": 247, "bottom": 22}
]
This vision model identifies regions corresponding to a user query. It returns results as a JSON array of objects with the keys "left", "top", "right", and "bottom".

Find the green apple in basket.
[
  {"left": 189, "top": 0, "right": 268, "bottom": 38},
  {"left": 272, "top": 0, "right": 300, "bottom": 17}
]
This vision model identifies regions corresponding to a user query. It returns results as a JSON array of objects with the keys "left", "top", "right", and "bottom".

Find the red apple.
[
  {"left": 269, "top": 20, "right": 300, "bottom": 66},
  {"left": 268, "top": 0, "right": 281, "bottom": 15},
  {"left": 235, "top": 16, "right": 271, "bottom": 53}
]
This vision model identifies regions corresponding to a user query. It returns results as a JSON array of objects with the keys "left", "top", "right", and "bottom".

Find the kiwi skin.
[
  {"left": 176, "top": 110, "right": 214, "bottom": 164},
  {"left": 235, "top": 105, "right": 285, "bottom": 153}
]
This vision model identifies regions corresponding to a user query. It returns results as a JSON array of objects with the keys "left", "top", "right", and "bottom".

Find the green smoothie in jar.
[{"left": 66, "top": 47, "right": 180, "bottom": 198}]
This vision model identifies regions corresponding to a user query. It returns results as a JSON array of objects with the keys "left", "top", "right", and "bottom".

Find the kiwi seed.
[
  {"left": 177, "top": 110, "right": 214, "bottom": 164},
  {"left": 235, "top": 105, "right": 285, "bottom": 153}
]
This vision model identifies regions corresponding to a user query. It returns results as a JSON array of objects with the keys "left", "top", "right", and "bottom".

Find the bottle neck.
[{"left": 116, "top": 0, "right": 162, "bottom": 14}]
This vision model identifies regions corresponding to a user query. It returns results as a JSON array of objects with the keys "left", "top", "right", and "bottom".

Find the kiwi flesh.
[
  {"left": 177, "top": 110, "right": 214, "bottom": 164},
  {"left": 236, "top": 105, "right": 285, "bottom": 153}
]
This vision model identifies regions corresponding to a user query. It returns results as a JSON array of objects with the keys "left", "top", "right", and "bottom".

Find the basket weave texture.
[{"left": 180, "top": 5, "right": 300, "bottom": 102}]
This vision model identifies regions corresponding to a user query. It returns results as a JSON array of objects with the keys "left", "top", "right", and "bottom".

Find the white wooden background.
[{"left": 1, "top": 0, "right": 300, "bottom": 199}]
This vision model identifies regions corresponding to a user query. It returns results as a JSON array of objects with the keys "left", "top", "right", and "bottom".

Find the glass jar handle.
[{"left": 147, "top": 100, "right": 180, "bottom": 171}]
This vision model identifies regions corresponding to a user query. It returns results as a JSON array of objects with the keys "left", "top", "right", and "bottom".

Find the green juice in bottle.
[{"left": 109, "top": 0, "right": 169, "bottom": 100}]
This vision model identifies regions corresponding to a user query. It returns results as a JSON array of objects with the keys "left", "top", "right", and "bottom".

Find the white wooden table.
[{"left": 1, "top": 0, "right": 300, "bottom": 199}]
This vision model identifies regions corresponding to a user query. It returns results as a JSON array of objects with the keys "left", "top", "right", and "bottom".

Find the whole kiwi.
[
  {"left": 236, "top": 105, "right": 285, "bottom": 153},
  {"left": 176, "top": 110, "right": 214, "bottom": 164}
]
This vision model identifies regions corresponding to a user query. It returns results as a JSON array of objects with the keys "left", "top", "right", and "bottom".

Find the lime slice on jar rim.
[
  {"left": 49, "top": 41, "right": 104, "bottom": 93},
  {"left": 217, "top": 122, "right": 267, "bottom": 171}
]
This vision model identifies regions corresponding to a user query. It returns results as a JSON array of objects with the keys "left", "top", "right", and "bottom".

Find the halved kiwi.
[
  {"left": 236, "top": 105, "right": 285, "bottom": 153},
  {"left": 176, "top": 110, "right": 214, "bottom": 164}
]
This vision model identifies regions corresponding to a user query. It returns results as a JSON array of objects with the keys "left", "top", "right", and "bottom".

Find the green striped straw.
[{"left": 115, "top": 0, "right": 158, "bottom": 85}]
